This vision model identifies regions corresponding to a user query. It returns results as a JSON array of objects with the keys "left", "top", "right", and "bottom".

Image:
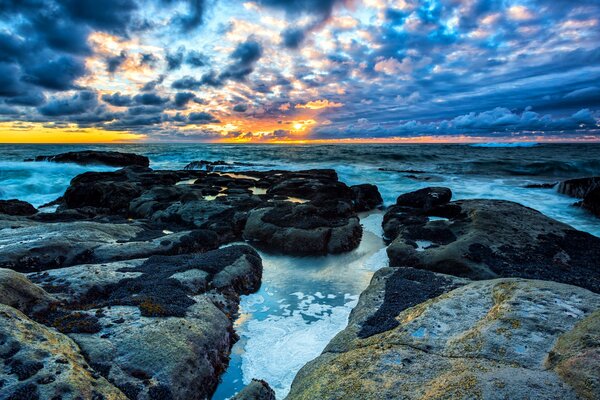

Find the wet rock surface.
[
  {"left": 558, "top": 176, "right": 600, "bottom": 217},
  {"left": 288, "top": 279, "right": 600, "bottom": 400},
  {"left": 0, "top": 200, "right": 38, "bottom": 216},
  {"left": 0, "top": 303, "right": 127, "bottom": 400},
  {"left": 20, "top": 245, "right": 263, "bottom": 399},
  {"left": 0, "top": 157, "right": 382, "bottom": 399},
  {"left": 233, "top": 379, "right": 276, "bottom": 400},
  {"left": 32, "top": 150, "right": 150, "bottom": 168},
  {"left": 384, "top": 188, "right": 600, "bottom": 293}
]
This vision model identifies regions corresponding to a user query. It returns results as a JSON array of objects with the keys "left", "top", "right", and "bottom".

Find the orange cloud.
[{"left": 295, "top": 99, "right": 344, "bottom": 110}]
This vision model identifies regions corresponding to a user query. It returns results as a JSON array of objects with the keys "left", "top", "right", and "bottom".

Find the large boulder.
[
  {"left": 351, "top": 184, "right": 383, "bottom": 211},
  {"left": 27, "top": 245, "right": 263, "bottom": 399},
  {"left": 0, "top": 268, "right": 56, "bottom": 313},
  {"left": 582, "top": 186, "right": 600, "bottom": 217},
  {"left": 0, "top": 218, "right": 219, "bottom": 272},
  {"left": 33, "top": 150, "right": 150, "bottom": 168},
  {"left": 233, "top": 379, "right": 276, "bottom": 400},
  {"left": 243, "top": 201, "right": 362, "bottom": 255},
  {"left": 288, "top": 278, "right": 600, "bottom": 400},
  {"left": 558, "top": 176, "right": 600, "bottom": 198},
  {"left": 0, "top": 200, "right": 37, "bottom": 216},
  {"left": 558, "top": 177, "right": 600, "bottom": 218},
  {"left": 0, "top": 303, "right": 127, "bottom": 400},
  {"left": 395, "top": 187, "right": 452, "bottom": 209},
  {"left": 385, "top": 198, "right": 600, "bottom": 293}
]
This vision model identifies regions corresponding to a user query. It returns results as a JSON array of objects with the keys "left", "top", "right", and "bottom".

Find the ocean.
[{"left": 1, "top": 143, "right": 600, "bottom": 398}]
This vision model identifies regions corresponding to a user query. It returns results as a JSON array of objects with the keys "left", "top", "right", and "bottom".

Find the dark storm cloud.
[
  {"left": 166, "top": 47, "right": 185, "bottom": 71},
  {"left": 106, "top": 51, "right": 128, "bottom": 73},
  {"left": 173, "top": 91, "right": 197, "bottom": 107},
  {"left": 58, "top": 0, "right": 138, "bottom": 34},
  {"left": 257, "top": 0, "right": 344, "bottom": 20},
  {"left": 220, "top": 38, "right": 263, "bottom": 81},
  {"left": 22, "top": 55, "right": 86, "bottom": 90},
  {"left": 188, "top": 111, "right": 219, "bottom": 123},
  {"left": 5, "top": 92, "right": 46, "bottom": 107},
  {"left": 233, "top": 103, "right": 248, "bottom": 112},
  {"left": 281, "top": 28, "right": 305, "bottom": 49},
  {"left": 134, "top": 92, "right": 170, "bottom": 105},
  {"left": 185, "top": 50, "right": 208, "bottom": 67},
  {"left": 172, "top": 76, "right": 203, "bottom": 90},
  {"left": 38, "top": 90, "right": 97, "bottom": 116},
  {"left": 102, "top": 92, "right": 134, "bottom": 107}
]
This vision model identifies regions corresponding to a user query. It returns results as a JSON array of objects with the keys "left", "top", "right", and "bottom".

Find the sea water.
[{"left": 1, "top": 143, "right": 599, "bottom": 398}]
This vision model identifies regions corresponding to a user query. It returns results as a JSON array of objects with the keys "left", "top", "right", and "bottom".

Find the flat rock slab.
[
  {"left": 0, "top": 217, "right": 218, "bottom": 272},
  {"left": 33, "top": 150, "right": 150, "bottom": 168},
  {"left": 25, "top": 245, "right": 263, "bottom": 399},
  {"left": 0, "top": 303, "right": 127, "bottom": 400},
  {"left": 287, "top": 278, "right": 600, "bottom": 400},
  {"left": 386, "top": 199, "right": 600, "bottom": 293}
]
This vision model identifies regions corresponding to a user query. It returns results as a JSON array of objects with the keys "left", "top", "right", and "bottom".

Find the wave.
[{"left": 470, "top": 142, "right": 539, "bottom": 148}]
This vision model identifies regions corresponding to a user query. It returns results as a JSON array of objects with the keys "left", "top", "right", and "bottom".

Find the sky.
[{"left": 0, "top": 0, "right": 599, "bottom": 143}]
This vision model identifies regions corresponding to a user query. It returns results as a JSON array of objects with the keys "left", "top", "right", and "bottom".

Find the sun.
[{"left": 293, "top": 123, "right": 304, "bottom": 131}]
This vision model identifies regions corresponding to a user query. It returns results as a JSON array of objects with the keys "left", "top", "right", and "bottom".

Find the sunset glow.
[{"left": 1, "top": 1, "right": 599, "bottom": 143}]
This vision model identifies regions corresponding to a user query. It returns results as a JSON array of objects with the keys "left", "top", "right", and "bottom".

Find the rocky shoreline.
[{"left": 1, "top": 150, "right": 599, "bottom": 399}]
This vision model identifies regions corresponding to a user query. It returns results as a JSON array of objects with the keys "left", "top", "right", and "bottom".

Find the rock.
[
  {"left": 184, "top": 160, "right": 230, "bottom": 171},
  {"left": 27, "top": 245, "right": 263, "bottom": 399},
  {"left": 582, "top": 186, "right": 600, "bottom": 217},
  {"left": 233, "top": 379, "right": 276, "bottom": 400},
  {"left": 351, "top": 184, "right": 383, "bottom": 211},
  {"left": 243, "top": 202, "right": 362, "bottom": 255},
  {"left": 33, "top": 150, "right": 150, "bottom": 168},
  {"left": 558, "top": 176, "right": 600, "bottom": 198},
  {"left": 0, "top": 303, "right": 127, "bottom": 400},
  {"left": 395, "top": 186, "right": 452, "bottom": 209},
  {"left": 0, "top": 200, "right": 37, "bottom": 216},
  {"left": 385, "top": 199, "right": 600, "bottom": 293},
  {"left": 0, "top": 268, "right": 56, "bottom": 313},
  {"left": 0, "top": 218, "right": 219, "bottom": 272},
  {"left": 524, "top": 182, "right": 557, "bottom": 189},
  {"left": 287, "top": 278, "right": 600, "bottom": 400}
]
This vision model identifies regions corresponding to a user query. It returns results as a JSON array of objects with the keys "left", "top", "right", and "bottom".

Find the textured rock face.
[
  {"left": 33, "top": 150, "right": 150, "bottom": 167},
  {"left": 395, "top": 187, "right": 452, "bottom": 209},
  {"left": 243, "top": 203, "right": 362, "bottom": 255},
  {"left": 0, "top": 200, "right": 37, "bottom": 216},
  {"left": 54, "top": 167, "right": 379, "bottom": 255},
  {"left": 0, "top": 303, "right": 127, "bottom": 400},
  {"left": 385, "top": 197, "right": 600, "bottom": 293},
  {"left": 558, "top": 176, "right": 600, "bottom": 198},
  {"left": 24, "top": 245, "right": 263, "bottom": 399},
  {"left": 0, "top": 218, "right": 219, "bottom": 272},
  {"left": 287, "top": 279, "right": 600, "bottom": 400},
  {"left": 233, "top": 379, "right": 276, "bottom": 400},
  {"left": 558, "top": 176, "right": 600, "bottom": 218},
  {"left": 0, "top": 268, "right": 56, "bottom": 313}
]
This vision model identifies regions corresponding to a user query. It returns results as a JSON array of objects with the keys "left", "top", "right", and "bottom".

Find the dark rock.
[
  {"left": 385, "top": 199, "right": 600, "bottom": 293},
  {"left": 243, "top": 201, "right": 362, "bottom": 255},
  {"left": 0, "top": 200, "right": 38, "bottom": 216},
  {"left": 184, "top": 160, "right": 230, "bottom": 171},
  {"left": 395, "top": 187, "right": 452, "bottom": 209},
  {"left": 524, "top": 182, "right": 557, "bottom": 189},
  {"left": 27, "top": 245, "right": 263, "bottom": 400},
  {"left": 558, "top": 176, "right": 600, "bottom": 198},
  {"left": 582, "top": 186, "right": 600, "bottom": 217},
  {"left": 33, "top": 151, "right": 149, "bottom": 168},
  {"left": 233, "top": 379, "right": 276, "bottom": 400},
  {"left": 351, "top": 184, "right": 383, "bottom": 211}
]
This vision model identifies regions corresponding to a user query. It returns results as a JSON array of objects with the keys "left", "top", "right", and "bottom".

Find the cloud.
[
  {"left": 221, "top": 37, "right": 263, "bottom": 81},
  {"left": 39, "top": 90, "right": 97, "bottom": 116},
  {"left": 281, "top": 28, "right": 305, "bottom": 49},
  {"left": 188, "top": 111, "right": 220, "bottom": 123},
  {"left": 102, "top": 92, "right": 133, "bottom": 106},
  {"left": 173, "top": 91, "right": 197, "bottom": 107},
  {"left": 296, "top": 99, "right": 344, "bottom": 110},
  {"left": 134, "top": 92, "right": 169, "bottom": 105},
  {"left": 106, "top": 50, "right": 128, "bottom": 73},
  {"left": 23, "top": 55, "right": 86, "bottom": 90},
  {"left": 233, "top": 103, "right": 248, "bottom": 112}
]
